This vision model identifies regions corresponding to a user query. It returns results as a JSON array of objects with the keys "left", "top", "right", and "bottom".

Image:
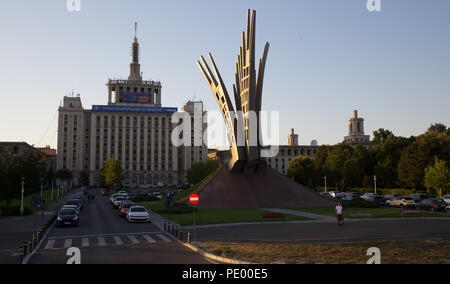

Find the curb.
[
  {"left": 149, "top": 211, "right": 254, "bottom": 264},
  {"left": 22, "top": 218, "right": 57, "bottom": 264},
  {"left": 182, "top": 242, "right": 255, "bottom": 264}
]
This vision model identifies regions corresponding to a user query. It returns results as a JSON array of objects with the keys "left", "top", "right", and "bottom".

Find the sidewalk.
[
  {"left": 0, "top": 189, "right": 79, "bottom": 264},
  {"left": 262, "top": 208, "right": 336, "bottom": 222}
]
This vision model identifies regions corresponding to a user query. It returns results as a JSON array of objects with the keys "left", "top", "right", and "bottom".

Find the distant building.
[
  {"left": 343, "top": 110, "right": 373, "bottom": 149},
  {"left": 56, "top": 24, "right": 207, "bottom": 186},
  {"left": 0, "top": 142, "right": 56, "bottom": 172},
  {"left": 35, "top": 146, "right": 57, "bottom": 172}
]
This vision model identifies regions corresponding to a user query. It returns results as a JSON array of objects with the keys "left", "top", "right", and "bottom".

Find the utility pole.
[
  {"left": 374, "top": 175, "right": 377, "bottom": 194},
  {"left": 20, "top": 177, "right": 25, "bottom": 216},
  {"left": 324, "top": 176, "right": 327, "bottom": 193}
]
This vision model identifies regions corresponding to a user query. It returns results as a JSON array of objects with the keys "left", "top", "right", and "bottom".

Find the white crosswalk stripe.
[
  {"left": 45, "top": 240, "right": 55, "bottom": 250},
  {"left": 157, "top": 234, "right": 172, "bottom": 242},
  {"left": 128, "top": 235, "right": 139, "bottom": 244},
  {"left": 113, "top": 236, "right": 124, "bottom": 245},
  {"left": 82, "top": 238, "right": 89, "bottom": 247},
  {"left": 64, "top": 239, "right": 72, "bottom": 249},
  {"left": 97, "top": 237, "right": 106, "bottom": 246},
  {"left": 44, "top": 233, "right": 172, "bottom": 249},
  {"left": 142, "top": 234, "right": 156, "bottom": 243}
]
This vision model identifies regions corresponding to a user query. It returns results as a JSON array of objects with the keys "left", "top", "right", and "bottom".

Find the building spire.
[{"left": 128, "top": 22, "right": 141, "bottom": 81}]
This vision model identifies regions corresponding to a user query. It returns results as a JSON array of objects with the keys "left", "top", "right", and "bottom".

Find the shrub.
[
  {"left": 0, "top": 206, "right": 32, "bottom": 217},
  {"left": 186, "top": 160, "right": 220, "bottom": 185},
  {"left": 157, "top": 204, "right": 195, "bottom": 214},
  {"left": 133, "top": 194, "right": 158, "bottom": 202}
]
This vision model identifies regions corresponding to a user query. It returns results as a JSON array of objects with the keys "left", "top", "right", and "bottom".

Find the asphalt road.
[
  {"left": 193, "top": 218, "right": 450, "bottom": 244},
  {"left": 28, "top": 190, "right": 212, "bottom": 264}
]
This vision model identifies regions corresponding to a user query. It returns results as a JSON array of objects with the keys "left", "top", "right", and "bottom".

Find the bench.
[{"left": 261, "top": 212, "right": 285, "bottom": 222}]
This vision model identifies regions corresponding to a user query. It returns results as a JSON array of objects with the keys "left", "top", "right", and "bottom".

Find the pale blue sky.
[{"left": 0, "top": 0, "right": 449, "bottom": 149}]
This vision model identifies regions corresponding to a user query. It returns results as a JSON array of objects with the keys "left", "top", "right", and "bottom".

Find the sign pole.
[
  {"left": 193, "top": 205, "right": 196, "bottom": 242},
  {"left": 189, "top": 194, "right": 199, "bottom": 243}
]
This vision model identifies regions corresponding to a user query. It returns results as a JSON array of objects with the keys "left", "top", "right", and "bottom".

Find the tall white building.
[{"left": 57, "top": 25, "right": 207, "bottom": 186}]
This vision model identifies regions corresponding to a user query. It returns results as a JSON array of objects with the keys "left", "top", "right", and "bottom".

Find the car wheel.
[
  {"left": 400, "top": 204, "right": 405, "bottom": 209},
  {"left": 385, "top": 203, "right": 390, "bottom": 208}
]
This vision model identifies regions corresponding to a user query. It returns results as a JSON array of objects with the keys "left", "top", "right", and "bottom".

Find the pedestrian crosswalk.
[{"left": 44, "top": 232, "right": 172, "bottom": 250}]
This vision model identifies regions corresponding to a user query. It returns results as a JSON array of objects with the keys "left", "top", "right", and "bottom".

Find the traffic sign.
[{"left": 189, "top": 194, "right": 199, "bottom": 205}]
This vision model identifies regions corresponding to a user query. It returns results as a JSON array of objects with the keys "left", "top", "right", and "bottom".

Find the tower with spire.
[{"left": 106, "top": 23, "right": 162, "bottom": 107}]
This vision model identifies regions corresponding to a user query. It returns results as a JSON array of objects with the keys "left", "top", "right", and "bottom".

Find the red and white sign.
[{"left": 189, "top": 194, "right": 199, "bottom": 205}]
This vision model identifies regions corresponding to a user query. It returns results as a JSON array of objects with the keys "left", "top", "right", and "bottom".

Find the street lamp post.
[
  {"left": 51, "top": 179, "right": 54, "bottom": 200},
  {"left": 324, "top": 176, "right": 327, "bottom": 193},
  {"left": 374, "top": 175, "right": 377, "bottom": 194},
  {"left": 40, "top": 178, "right": 44, "bottom": 198},
  {"left": 20, "top": 177, "right": 25, "bottom": 216}
]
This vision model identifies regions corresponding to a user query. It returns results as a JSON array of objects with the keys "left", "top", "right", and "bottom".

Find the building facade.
[
  {"left": 343, "top": 110, "right": 373, "bottom": 149},
  {"left": 56, "top": 26, "right": 207, "bottom": 187}
]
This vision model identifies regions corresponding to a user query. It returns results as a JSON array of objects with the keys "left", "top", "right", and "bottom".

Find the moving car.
[
  {"left": 119, "top": 201, "right": 135, "bottom": 218},
  {"left": 57, "top": 208, "right": 79, "bottom": 227},
  {"left": 126, "top": 206, "right": 151, "bottom": 223},
  {"left": 410, "top": 194, "right": 428, "bottom": 202},
  {"left": 416, "top": 198, "right": 447, "bottom": 212},
  {"left": 385, "top": 196, "right": 415, "bottom": 208}
]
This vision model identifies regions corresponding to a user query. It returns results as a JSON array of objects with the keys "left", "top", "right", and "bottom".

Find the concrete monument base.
[{"left": 193, "top": 166, "right": 335, "bottom": 209}]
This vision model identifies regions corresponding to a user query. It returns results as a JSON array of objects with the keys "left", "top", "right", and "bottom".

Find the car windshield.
[
  {"left": 131, "top": 207, "right": 146, "bottom": 212},
  {"left": 444, "top": 195, "right": 450, "bottom": 199},
  {"left": 66, "top": 200, "right": 79, "bottom": 205},
  {"left": 403, "top": 197, "right": 412, "bottom": 200},
  {"left": 59, "top": 209, "right": 76, "bottom": 215},
  {"left": 123, "top": 203, "right": 134, "bottom": 208}
]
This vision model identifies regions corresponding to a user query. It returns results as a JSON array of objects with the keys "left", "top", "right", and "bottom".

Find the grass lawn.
[
  {"left": 291, "top": 206, "right": 450, "bottom": 219},
  {"left": 0, "top": 188, "right": 71, "bottom": 216},
  {"left": 138, "top": 201, "right": 312, "bottom": 226},
  {"left": 197, "top": 239, "right": 450, "bottom": 264}
]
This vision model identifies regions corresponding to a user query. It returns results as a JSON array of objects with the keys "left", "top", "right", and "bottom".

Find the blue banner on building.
[{"left": 92, "top": 105, "right": 178, "bottom": 114}]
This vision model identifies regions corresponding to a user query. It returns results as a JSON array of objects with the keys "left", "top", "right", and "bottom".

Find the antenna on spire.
[{"left": 134, "top": 22, "right": 137, "bottom": 40}]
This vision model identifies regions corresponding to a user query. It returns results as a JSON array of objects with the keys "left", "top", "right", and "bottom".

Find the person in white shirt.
[{"left": 335, "top": 202, "right": 344, "bottom": 226}]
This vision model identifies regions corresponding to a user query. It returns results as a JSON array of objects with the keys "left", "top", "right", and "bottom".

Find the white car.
[
  {"left": 113, "top": 195, "right": 128, "bottom": 208},
  {"left": 446, "top": 204, "right": 450, "bottom": 213},
  {"left": 126, "top": 206, "right": 151, "bottom": 223},
  {"left": 443, "top": 195, "right": 450, "bottom": 205},
  {"left": 329, "top": 191, "right": 343, "bottom": 199}
]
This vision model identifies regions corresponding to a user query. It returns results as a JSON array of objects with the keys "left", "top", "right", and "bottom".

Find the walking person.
[{"left": 335, "top": 202, "right": 344, "bottom": 226}]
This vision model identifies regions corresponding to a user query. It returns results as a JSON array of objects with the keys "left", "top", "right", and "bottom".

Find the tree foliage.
[
  {"left": 99, "top": 157, "right": 123, "bottom": 189},
  {"left": 186, "top": 160, "right": 221, "bottom": 185},
  {"left": 288, "top": 123, "right": 450, "bottom": 192},
  {"left": 424, "top": 157, "right": 450, "bottom": 198}
]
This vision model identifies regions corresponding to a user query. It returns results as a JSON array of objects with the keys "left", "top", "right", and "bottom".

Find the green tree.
[
  {"left": 373, "top": 128, "right": 393, "bottom": 145},
  {"left": 78, "top": 170, "right": 90, "bottom": 187},
  {"left": 424, "top": 157, "right": 450, "bottom": 198},
  {"left": 287, "top": 156, "right": 315, "bottom": 188},
  {"left": 186, "top": 160, "right": 220, "bottom": 185},
  {"left": 99, "top": 157, "right": 123, "bottom": 189},
  {"left": 55, "top": 168, "right": 73, "bottom": 188},
  {"left": 427, "top": 123, "right": 448, "bottom": 135}
]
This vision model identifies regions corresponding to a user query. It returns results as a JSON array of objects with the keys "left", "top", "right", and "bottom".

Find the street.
[{"left": 28, "top": 190, "right": 212, "bottom": 264}]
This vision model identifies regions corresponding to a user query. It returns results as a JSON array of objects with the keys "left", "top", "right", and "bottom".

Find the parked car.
[
  {"left": 416, "top": 198, "right": 447, "bottom": 212},
  {"left": 367, "top": 195, "right": 386, "bottom": 207},
  {"left": 319, "top": 192, "right": 332, "bottom": 198},
  {"left": 410, "top": 194, "right": 428, "bottom": 202},
  {"left": 329, "top": 191, "right": 343, "bottom": 199},
  {"left": 342, "top": 192, "right": 361, "bottom": 201},
  {"left": 118, "top": 191, "right": 128, "bottom": 195},
  {"left": 385, "top": 196, "right": 415, "bottom": 208},
  {"left": 362, "top": 193, "right": 377, "bottom": 200},
  {"left": 65, "top": 199, "right": 83, "bottom": 211},
  {"left": 446, "top": 204, "right": 450, "bottom": 213},
  {"left": 61, "top": 205, "right": 80, "bottom": 215},
  {"left": 112, "top": 195, "right": 128, "bottom": 208},
  {"left": 384, "top": 194, "right": 401, "bottom": 201},
  {"left": 156, "top": 182, "right": 165, "bottom": 188},
  {"left": 56, "top": 208, "right": 79, "bottom": 227},
  {"left": 443, "top": 195, "right": 450, "bottom": 205},
  {"left": 119, "top": 201, "right": 135, "bottom": 218},
  {"left": 126, "top": 206, "right": 151, "bottom": 223}
]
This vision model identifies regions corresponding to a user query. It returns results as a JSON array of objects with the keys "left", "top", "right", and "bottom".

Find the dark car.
[
  {"left": 416, "top": 198, "right": 447, "bottom": 212},
  {"left": 65, "top": 199, "right": 83, "bottom": 211},
  {"left": 57, "top": 208, "right": 79, "bottom": 227},
  {"left": 410, "top": 194, "right": 428, "bottom": 202},
  {"left": 368, "top": 195, "right": 386, "bottom": 207}
]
